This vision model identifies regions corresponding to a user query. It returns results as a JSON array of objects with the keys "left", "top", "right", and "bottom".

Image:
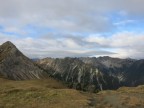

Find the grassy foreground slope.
[
  {"left": 0, "top": 75, "right": 90, "bottom": 108},
  {"left": 92, "top": 86, "right": 144, "bottom": 108},
  {"left": 0, "top": 74, "right": 144, "bottom": 108}
]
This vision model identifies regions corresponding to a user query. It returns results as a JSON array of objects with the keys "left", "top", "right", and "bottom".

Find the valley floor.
[{"left": 0, "top": 76, "right": 144, "bottom": 108}]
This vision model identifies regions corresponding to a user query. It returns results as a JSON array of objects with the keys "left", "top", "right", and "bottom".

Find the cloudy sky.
[{"left": 0, "top": 0, "right": 144, "bottom": 59}]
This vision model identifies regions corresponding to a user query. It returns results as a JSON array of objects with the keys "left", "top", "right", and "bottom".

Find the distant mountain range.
[
  {"left": 36, "top": 53, "right": 144, "bottom": 92},
  {"left": 0, "top": 41, "right": 144, "bottom": 92}
]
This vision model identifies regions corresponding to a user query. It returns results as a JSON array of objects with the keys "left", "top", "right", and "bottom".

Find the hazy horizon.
[{"left": 0, "top": 0, "right": 144, "bottom": 59}]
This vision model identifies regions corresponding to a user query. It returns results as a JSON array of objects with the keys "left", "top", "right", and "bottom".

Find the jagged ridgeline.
[
  {"left": 0, "top": 41, "right": 49, "bottom": 80},
  {"left": 36, "top": 58, "right": 120, "bottom": 92},
  {"left": 36, "top": 57, "right": 144, "bottom": 92}
]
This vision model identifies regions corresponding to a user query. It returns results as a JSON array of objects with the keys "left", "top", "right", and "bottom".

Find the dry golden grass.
[
  {"left": 92, "top": 86, "right": 144, "bottom": 108},
  {"left": 0, "top": 77, "right": 90, "bottom": 108},
  {"left": 0, "top": 75, "right": 144, "bottom": 108}
]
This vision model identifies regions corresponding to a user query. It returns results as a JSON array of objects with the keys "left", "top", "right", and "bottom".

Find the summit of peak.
[{"left": 1, "top": 41, "right": 16, "bottom": 48}]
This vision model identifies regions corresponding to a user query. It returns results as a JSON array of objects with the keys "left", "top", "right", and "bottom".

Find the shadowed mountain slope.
[{"left": 124, "top": 60, "right": 144, "bottom": 86}]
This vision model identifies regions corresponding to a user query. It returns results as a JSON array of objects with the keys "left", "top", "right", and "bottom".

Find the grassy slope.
[
  {"left": 0, "top": 74, "right": 144, "bottom": 108},
  {"left": 0, "top": 75, "right": 90, "bottom": 108},
  {"left": 90, "top": 86, "right": 144, "bottom": 108}
]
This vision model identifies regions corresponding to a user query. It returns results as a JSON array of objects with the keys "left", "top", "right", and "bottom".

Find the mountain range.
[{"left": 0, "top": 41, "right": 144, "bottom": 92}]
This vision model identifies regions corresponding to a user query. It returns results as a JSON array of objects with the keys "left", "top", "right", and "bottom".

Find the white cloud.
[
  {"left": 0, "top": 0, "right": 114, "bottom": 33},
  {"left": 0, "top": 0, "right": 144, "bottom": 59},
  {"left": 0, "top": 32, "right": 115, "bottom": 58},
  {"left": 1, "top": 31, "right": 144, "bottom": 59},
  {"left": 86, "top": 32, "right": 144, "bottom": 59},
  {"left": 114, "top": 20, "right": 136, "bottom": 26},
  {"left": 3, "top": 0, "right": 144, "bottom": 33}
]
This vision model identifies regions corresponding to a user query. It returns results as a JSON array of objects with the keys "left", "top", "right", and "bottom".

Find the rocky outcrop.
[{"left": 0, "top": 41, "right": 49, "bottom": 80}]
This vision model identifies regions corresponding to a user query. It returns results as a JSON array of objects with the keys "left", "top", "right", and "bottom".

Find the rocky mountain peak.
[
  {"left": 0, "top": 41, "right": 49, "bottom": 80},
  {"left": 0, "top": 41, "right": 21, "bottom": 62},
  {"left": 0, "top": 41, "right": 17, "bottom": 52},
  {"left": 2, "top": 41, "right": 16, "bottom": 46}
]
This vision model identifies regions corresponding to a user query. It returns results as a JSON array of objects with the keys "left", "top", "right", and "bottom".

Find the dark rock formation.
[{"left": 124, "top": 60, "right": 144, "bottom": 86}]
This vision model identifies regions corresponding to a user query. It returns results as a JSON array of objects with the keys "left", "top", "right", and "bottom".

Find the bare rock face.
[
  {"left": 0, "top": 41, "right": 48, "bottom": 80},
  {"left": 80, "top": 57, "right": 144, "bottom": 87},
  {"left": 36, "top": 57, "right": 120, "bottom": 92},
  {"left": 79, "top": 57, "right": 135, "bottom": 82}
]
